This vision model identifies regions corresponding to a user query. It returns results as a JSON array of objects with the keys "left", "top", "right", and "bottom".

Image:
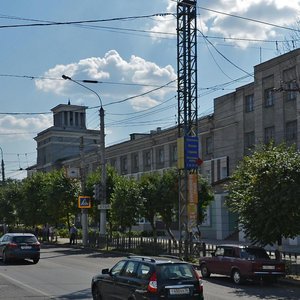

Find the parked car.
[
  {"left": 91, "top": 255, "right": 204, "bottom": 300},
  {"left": 199, "top": 244, "right": 285, "bottom": 284},
  {"left": 0, "top": 233, "right": 40, "bottom": 264}
]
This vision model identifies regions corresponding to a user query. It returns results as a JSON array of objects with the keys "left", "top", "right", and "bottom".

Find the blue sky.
[{"left": 0, "top": 0, "right": 299, "bottom": 179}]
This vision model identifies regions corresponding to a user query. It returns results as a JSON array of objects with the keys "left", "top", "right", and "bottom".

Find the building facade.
[{"left": 33, "top": 49, "right": 300, "bottom": 244}]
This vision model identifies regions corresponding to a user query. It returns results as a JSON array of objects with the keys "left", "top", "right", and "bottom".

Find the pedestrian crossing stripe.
[{"left": 78, "top": 196, "right": 91, "bottom": 208}]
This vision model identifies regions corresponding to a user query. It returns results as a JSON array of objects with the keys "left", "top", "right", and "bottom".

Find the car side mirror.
[{"left": 101, "top": 268, "right": 110, "bottom": 275}]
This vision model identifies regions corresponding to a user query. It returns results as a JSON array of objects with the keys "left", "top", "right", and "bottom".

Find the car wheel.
[
  {"left": 200, "top": 264, "right": 211, "bottom": 278},
  {"left": 33, "top": 258, "right": 40, "bottom": 264},
  {"left": 232, "top": 269, "right": 243, "bottom": 284},
  {"left": 92, "top": 285, "right": 102, "bottom": 300}
]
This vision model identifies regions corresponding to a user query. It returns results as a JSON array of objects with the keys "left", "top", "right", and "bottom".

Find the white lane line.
[{"left": 0, "top": 271, "right": 53, "bottom": 298}]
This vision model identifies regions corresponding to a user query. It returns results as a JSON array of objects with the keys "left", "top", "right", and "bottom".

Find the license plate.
[
  {"left": 169, "top": 288, "right": 190, "bottom": 295},
  {"left": 262, "top": 265, "right": 275, "bottom": 270},
  {"left": 21, "top": 246, "right": 32, "bottom": 249}
]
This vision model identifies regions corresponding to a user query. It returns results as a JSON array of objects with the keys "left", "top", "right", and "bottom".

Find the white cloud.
[
  {"left": 35, "top": 50, "right": 176, "bottom": 110},
  {"left": 150, "top": 0, "right": 300, "bottom": 48},
  {"left": 0, "top": 115, "right": 52, "bottom": 140}
]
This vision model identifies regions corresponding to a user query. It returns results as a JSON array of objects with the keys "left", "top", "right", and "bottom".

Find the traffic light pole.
[{"left": 99, "top": 107, "right": 107, "bottom": 237}]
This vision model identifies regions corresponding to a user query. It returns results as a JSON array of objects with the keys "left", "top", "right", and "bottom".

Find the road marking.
[{"left": 0, "top": 272, "right": 53, "bottom": 298}]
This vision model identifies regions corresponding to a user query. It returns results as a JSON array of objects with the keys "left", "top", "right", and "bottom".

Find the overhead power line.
[
  {"left": 197, "top": 6, "right": 300, "bottom": 33},
  {"left": 0, "top": 13, "right": 174, "bottom": 29}
]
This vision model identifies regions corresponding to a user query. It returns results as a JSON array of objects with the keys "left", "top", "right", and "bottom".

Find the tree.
[
  {"left": 157, "top": 169, "right": 178, "bottom": 241},
  {"left": 0, "top": 179, "right": 22, "bottom": 226},
  {"left": 110, "top": 176, "right": 142, "bottom": 233},
  {"left": 44, "top": 170, "right": 80, "bottom": 228},
  {"left": 197, "top": 175, "right": 214, "bottom": 224},
  {"left": 140, "top": 172, "right": 162, "bottom": 238},
  {"left": 226, "top": 143, "right": 300, "bottom": 246}
]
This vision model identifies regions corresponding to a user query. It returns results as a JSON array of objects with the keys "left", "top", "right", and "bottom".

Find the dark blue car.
[{"left": 0, "top": 233, "right": 40, "bottom": 264}]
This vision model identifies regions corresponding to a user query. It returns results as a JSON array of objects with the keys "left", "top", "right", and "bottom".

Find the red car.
[{"left": 199, "top": 244, "right": 285, "bottom": 284}]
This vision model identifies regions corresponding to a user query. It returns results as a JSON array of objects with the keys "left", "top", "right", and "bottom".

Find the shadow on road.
[{"left": 204, "top": 276, "right": 300, "bottom": 300}]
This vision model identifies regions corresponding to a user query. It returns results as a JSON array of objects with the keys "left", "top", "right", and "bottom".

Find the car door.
[
  {"left": 100, "top": 260, "right": 127, "bottom": 300},
  {"left": 113, "top": 260, "right": 140, "bottom": 300},
  {"left": 209, "top": 246, "right": 225, "bottom": 274},
  {"left": 218, "top": 247, "right": 235, "bottom": 275}
]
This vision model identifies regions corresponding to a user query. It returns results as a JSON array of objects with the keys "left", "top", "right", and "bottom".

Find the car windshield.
[
  {"left": 241, "top": 248, "right": 270, "bottom": 260},
  {"left": 12, "top": 236, "right": 37, "bottom": 244},
  {"left": 159, "top": 263, "right": 195, "bottom": 280}
]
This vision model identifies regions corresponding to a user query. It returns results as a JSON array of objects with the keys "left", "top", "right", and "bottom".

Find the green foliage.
[
  {"left": 198, "top": 175, "right": 214, "bottom": 224},
  {"left": 0, "top": 170, "right": 80, "bottom": 228},
  {"left": 226, "top": 143, "right": 300, "bottom": 245},
  {"left": 110, "top": 176, "right": 142, "bottom": 232},
  {"left": 140, "top": 172, "right": 162, "bottom": 236}
]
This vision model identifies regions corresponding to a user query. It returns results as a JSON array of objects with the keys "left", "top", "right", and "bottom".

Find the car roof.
[
  {"left": 217, "top": 244, "right": 264, "bottom": 249},
  {"left": 127, "top": 255, "right": 189, "bottom": 265},
  {"left": 4, "top": 233, "right": 35, "bottom": 236}
]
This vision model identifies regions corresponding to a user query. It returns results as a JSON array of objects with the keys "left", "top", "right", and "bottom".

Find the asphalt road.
[{"left": 0, "top": 245, "right": 299, "bottom": 299}]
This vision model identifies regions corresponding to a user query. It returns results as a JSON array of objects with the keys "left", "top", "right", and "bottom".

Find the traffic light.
[
  {"left": 93, "top": 184, "right": 98, "bottom": 200},
  {"left": 93, "top": 183, "right": 103, "bottom": 201}
]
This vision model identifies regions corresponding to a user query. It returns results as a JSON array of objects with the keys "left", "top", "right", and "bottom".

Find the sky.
[{"left": 0, "top": 0, "right": 299, "bottom": 180}]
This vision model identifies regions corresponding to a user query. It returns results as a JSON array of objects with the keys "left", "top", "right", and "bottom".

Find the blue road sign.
[
  {"left": 184, "top": 136, "right": 199, "bottom": 169},
  {"left": 78, "top": 196, "right": 91, "bottom": 208}
]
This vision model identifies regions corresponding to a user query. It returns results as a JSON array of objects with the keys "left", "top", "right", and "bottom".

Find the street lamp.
[
  {"left": 0, "top": 146, "right": 5, "bottom": 183},
  {"left": 62, "top": 75, "right": 107, "bottom": 242}
]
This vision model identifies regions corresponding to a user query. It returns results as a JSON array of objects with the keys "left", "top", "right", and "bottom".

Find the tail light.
[
  {"left": 193, "top": 269, "right": 203, "bottom": 292},
  {"left": 147, "top": 272, "right": 157, "bottom": 293},
  {"left": 33, "top": 242, "right": 40, "bottom": 249},
  {"left": 7, "top": 243, "right": 18, "bottom": 249}
]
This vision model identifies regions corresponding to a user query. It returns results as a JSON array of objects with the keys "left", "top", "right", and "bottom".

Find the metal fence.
[{"left": 86, "top": 234, "right": 300, "bottom": 275}]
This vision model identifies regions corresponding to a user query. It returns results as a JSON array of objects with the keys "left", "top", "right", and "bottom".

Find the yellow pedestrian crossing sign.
[{"left": 78, "top": 196, "right": 91, "bottom": 208}]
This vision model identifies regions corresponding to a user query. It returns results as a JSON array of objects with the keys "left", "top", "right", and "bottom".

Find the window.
[
  {"left": 157, "top": 148, "right": 164, "bottom": 164},
  {"left": 111, "top": 260, "right": 126, "bottom": 276},
  {"left": 122, "top": 261, "right": 137, "bottom": 277},
  {"left": 245, "top": 94, "right": 254, "bottom": 112},
  {"left": 264, "top": 88, "right": 274, "bottom": 107},
  {"left": 283, "top": 67, "right": 297, "bottom": 101},
  {"left": 132, "top": 153, "right": 139, "bottom": 171},
  {"left": 245, "top": 131, "right": 255, "bottom": 149},
  {"left": 121, "top": 156, "right": 128, "bottom": 174},
  {"left": 264, "top": 126, "right": 275, "bottom": 144},
  {"left": 137, "top": 263, "right": 151, "bottom": 280},
  {"left": 144, "top": 151, "right": 151, "bottom": 167},
  {"left": 205, "top": 136, "right": 212, "bottom": 155},
  {"left": 170, "top": 144, "right": 177, "bottom": 163},
  {"left": 286, "top": 81, "right": 298, "bottom": 101},
  {"left": 286, "top": 120, "right": 297, "bottom": 142}
]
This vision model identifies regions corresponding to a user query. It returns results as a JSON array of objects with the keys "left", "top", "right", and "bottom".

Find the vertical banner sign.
[{"left": 188, "top": 173, "right": 198, "bottom": 230}]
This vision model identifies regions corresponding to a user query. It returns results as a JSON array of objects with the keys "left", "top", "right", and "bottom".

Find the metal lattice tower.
[
  {"left": 177, "top": 0, "right": 198, "bottom": 256},
  {"left": 177, "top": 0, "right": 198, "bottom": 138}
]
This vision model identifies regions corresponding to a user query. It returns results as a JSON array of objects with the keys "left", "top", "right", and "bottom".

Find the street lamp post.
[
  {"left": 0, "top": 146, "right": 5, "bottom": 183},
  {"left": 62, "top": 75, "right": 107, "bottom": 243}
]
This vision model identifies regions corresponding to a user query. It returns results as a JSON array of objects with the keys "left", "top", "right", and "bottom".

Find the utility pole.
[
  {"left": 80, "top": 136, "right": 88, "bottom": 246},
  {"left": 0, "top": 146, "right": 5, "bottom": 183}
]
